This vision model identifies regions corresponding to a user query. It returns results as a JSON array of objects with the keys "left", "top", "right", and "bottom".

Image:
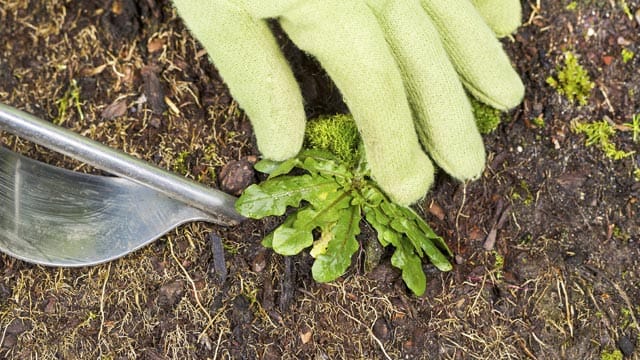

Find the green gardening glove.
[{"left": 172, "top": 0, "right": 524, "bottom": 205}]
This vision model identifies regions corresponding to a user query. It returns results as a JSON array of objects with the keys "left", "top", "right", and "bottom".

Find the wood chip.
[
  {"left": 141, "top": 64, "right": 166, "bottom": 114},
  {"left": 147, "top": 37, "right": 165, "bottom": 53},
  {"left": 300, "top": 330, "right": 312, "bottom": 344},
  {"left": 101, "top": 98, "right": 127, "bottom": 119},
  {"left": 427, "top": 201, "right": 445, "bottom": 221},
  {"left": 209, "top": 233, "right": 227, "bottom": 284}
]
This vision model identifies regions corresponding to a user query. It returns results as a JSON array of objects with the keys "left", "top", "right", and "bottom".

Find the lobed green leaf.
[
  {"left": 269, "top": 190, "right": 352, "bottom": 257},
  {"left": 271, "top": 223, "right": 314, "bottom": 256},
  {"left": 236, "top": 175, "right": 338, "bottom": 218},
  {"left": 312, "top": 205, "right": 361, "bottom": 283},
  {"left": 402, "top": 207, "right": 453, "bottom": 256},
  {"left": 390, "top": 217, "right": 452, "bottom": 272},
  {"left": 391, "top": 242, "right": 427, "bottom": 296},
  {"left": 262, "top": 158, "right": 302, "bottom": 178},
  {"left": 364, "top": 206, "right": 398, "bottom": 247},
  {"left": 298, "top": 149, "right": 351, "bottom": 179}
]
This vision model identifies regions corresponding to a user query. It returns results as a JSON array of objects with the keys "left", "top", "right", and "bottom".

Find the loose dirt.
[{"left": 0, "top": 0, "right": 638, "bottom": 359}]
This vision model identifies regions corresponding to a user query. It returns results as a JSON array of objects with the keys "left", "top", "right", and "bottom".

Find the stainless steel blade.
[{"left": 0, "top": 146, "right": 218, "bottom": 266}]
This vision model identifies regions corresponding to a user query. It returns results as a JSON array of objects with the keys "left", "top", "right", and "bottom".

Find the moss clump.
[
  {"left": 600, "top": 349, "right": 623, "bottom": 360},
  {"left": 304, "top": 114, "right": 361, "bottom": 166},
  {"left": 471, "top": 98, "right": 502, "bottom": 134},
  {"left": 54, "top": 79, "right": 84, "bottom": 125},
  {"left": 621, "top": 48, "right": 635, "bottom": 64},
  {"left": 625, "top": 114, "right": 640, "bottom": 143},
  {"left": 546, "top": 52, "right": 595, "bottom": 106},
  {"left": 573, "top": 119, "right": 635, "bottom": 160}
]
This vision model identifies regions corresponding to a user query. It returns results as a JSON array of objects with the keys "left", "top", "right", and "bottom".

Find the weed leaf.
[
  {"left": 271, "top": 218, "right": 314, "bottom": 256},
  {"left": 312, "top": 205, "right": 361, "bottom": 282},
  {"left": 256, "top": 157, "right": 301, "bottom": 178},
  {"left": 390, "top": 217, "right": 452, "bottom": 272},
  {"left": 391, "top": 241, "right": 427, "bottom": 296},
  {"left": 236, "top": 175, "right": 338, "bottom": 218}
]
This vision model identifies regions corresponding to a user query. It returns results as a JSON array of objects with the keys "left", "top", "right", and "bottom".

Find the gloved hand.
[{"left": 172, "top": 0, "right": 524, "bottom": 205}]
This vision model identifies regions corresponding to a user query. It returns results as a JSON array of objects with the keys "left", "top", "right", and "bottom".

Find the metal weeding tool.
[{"left": 0, "top": 103, "right": 245, "bottom": 266}]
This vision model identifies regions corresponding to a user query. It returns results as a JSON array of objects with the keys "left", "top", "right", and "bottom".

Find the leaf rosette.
[{"left": 236, "top": 149, "right": 452, "bottom": 296}]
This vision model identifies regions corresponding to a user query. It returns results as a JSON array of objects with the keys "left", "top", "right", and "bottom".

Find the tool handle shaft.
[{"left": 0, "top": 103, "right": 244, "bottom": 226}]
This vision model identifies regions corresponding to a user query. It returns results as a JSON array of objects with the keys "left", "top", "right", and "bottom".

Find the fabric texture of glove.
[{"left": 172, "top": 0, "right": 524, "bottom": 205}]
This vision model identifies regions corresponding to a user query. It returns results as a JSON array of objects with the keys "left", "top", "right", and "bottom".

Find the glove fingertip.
[
  {"left": 255, "top": 127, "right": 304, "bottom": 162},
  {"left": 465, "top": 70, "right": 524, "bottom": 111},
  {"left": 371, "top": 153, "right": 435, "bottom": 206},
  {"left": 471, "top": 0, "right": 522, "bottom": 37}
]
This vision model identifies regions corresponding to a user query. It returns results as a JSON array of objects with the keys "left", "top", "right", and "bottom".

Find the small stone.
[
  {"left": 618, "top": 335, "right": 635, "bottom": 357},
  {"left": 251, "top": 248, "right": 268, "bottom": 273},
  {"left": 372, "top": 317, "right": 391, "bottom": 341},
  {"left": 617, "top": 36, "right": 632, "bottom": 46},
  {"left": 101, "top": 99, "right": 127, "bottom": 120},
  {"left": 428, "top": 201, "right": 445, "bottom": 221},
  {"left": 5, "top": 319, "right": 31, "bottom": 335},
  {"left": 219, "top": 159, "right": 255, "bottom": 196},
  {"left": 147, "top": 38, "right": 165, "bottom": 53},
  {"left": 149, "top": 116, "right": 161, "bottom": 129},
  {"left": 157, "top": 280, "right": 185, "bottom": 309}
]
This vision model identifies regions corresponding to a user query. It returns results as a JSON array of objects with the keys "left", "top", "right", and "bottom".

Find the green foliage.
[
  {"left": 621, "top": 48, "right": 635, "bottom": 64},
  {"left": 573, "top": 119, "right": 635, "bottom": 160},
  {"left": 625, "top": 114, "right": 640, "bottom": 143},
  {"left": 510, "top": 180, "right": 534, "bottom": 205},
  {"left": 236, "top": 149, "right": 452, "bottom": 296},
  {"left": 566, "top": 1, "right": 578, "bottom": 10},
  {"left": 173, "top": 150, "right": 192, "bottom": 175},
  {"left": 620, "top": 0, "right": 633, "bottom": 19},
  {"left": 471, "top": 98, "right": 502, "bottom": 134},
  {"left": 304, "top": 114, "right": 361, "bottom": 167},
  {"left": 546, "top": 52, "right": 595, "bottom": 106},
  {"left": 491, "top": 251, "right": 504, "bottom": 279},
  {"left": 600, "top": 349, "right": 623, "bottom": 360},
  {"left": 54, "top": 79, "right": 83, "bottom": 125},
  {"left": 532, "top": 115, "right": 546, "bottom": 128}
]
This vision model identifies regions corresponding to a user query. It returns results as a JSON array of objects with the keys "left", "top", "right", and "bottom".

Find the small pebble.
[
  {"left": 219, "top": 159, "right": 255, "bottom": 196},
  {"left": 372, "top": 317, "right": 391, "bottom": 341},
  {"left": 618, "top": 335, "right": 635, "bottom": 357}
]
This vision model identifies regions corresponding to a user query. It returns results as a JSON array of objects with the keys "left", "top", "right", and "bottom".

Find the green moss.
[
  {"left": 621, "top": 48, "right": 635, "bottom": 64},
  {"left": 471, "top": 98, "right": 502, "bottom": 134},
  {"left": 511, "top": 180, "right": 534, "bottom": 205},
  {"left": 304, "top": 114, "right": 361, "bottom": 166},
  {"left": 532, "top": 115, "right": 546, "bottom": 128},
  {"left": 546, "top": 52, "right": 595, "bottom": 106},
  {"left": 491, "top": 251, "right": 504, "bottom": 279},
  {"left": 620, "top": 0, "right": 633, "bottom": 19},
  {"left": 566, "top": 1, "right": 578, "bottom": 10},
  {"left": 600, "top": 349, "right": 623, "bottom": 360},
  {"left": 624, "top": 114, "right": 640, "bottom": 143},
  {"left": 172, "top": 150, "right": 191, "bottom": 174},
  {"left": 54, "top": 79, "right": 83, "bottom": 125},
  {"left": 573, "top": 120, "right": 635, "bottom": 160}
]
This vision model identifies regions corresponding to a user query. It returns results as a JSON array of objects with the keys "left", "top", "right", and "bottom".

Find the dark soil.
[{"left": 1, "top": 0, "right": 639, "bottom": 359}]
